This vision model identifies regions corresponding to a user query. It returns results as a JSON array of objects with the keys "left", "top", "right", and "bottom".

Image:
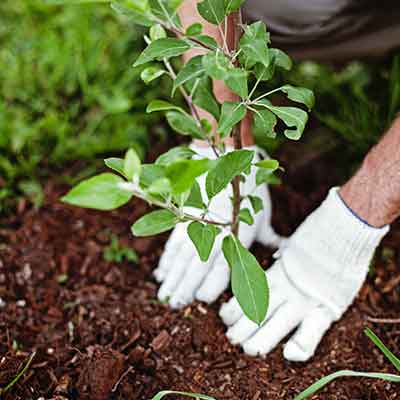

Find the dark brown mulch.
[{"left": 1, "top": 142, "right": 400, "bottom": 400}]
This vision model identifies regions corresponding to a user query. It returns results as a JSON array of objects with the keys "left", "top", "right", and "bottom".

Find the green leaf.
[
  {"left": 117, "top": 0, "right": 150, "bottom": 13},
  {"left": 165, "top": 0, "right": 183, "bottom": 11},
  {"left": 256, "top": 169, "right": 281, "bottom": 186},
  {"left": 187, "top": 222, "right": 220, "bottom": 261},
  {"left": 186, "top": 23, "right": 203, "bottom": 36},
  {"left": 185, "top": 181, "right": 205, "bottom": 209},
  {"left": 191, "top": 77, "right": 220, "bottom": 120},
  {"left": 132, "top": 210, "right": 179, "bottom": 236},
  {"left": 61, "top": 173, "right": 133, "bottom": 210},
  {"left": 253, "top": 107, "right": 277, "bottom": 138},
  {"left": 266, "top": 105, "right": 308, "bottom": 140},
  {"left": 239, "top": 208, "right": 254, "bottom": 225},
  {"left": 206, "top": 149, "right": 254, "bottom": 199},
  {"left": 294, "top": 370, "right": 400, "bottom": 400},
  {"left": 255, "top": 159, "right": 279, "bottom": 171},
  {"left": 151, "top": 390, "right": 216, "bottom": 400},
  {"left": 147, "top": 178, "right": 171, "bottom": 195},
  {"left": 217, "top": 102, "right": 247, "bottom": 138},
  {"left": 202, "top": 51, "right": 247, "bottom": 98},
  {"left": 202, "top": 50, "right": 231, "bottom": 80},
  {"left": 248, "top": 195, "right": 263, "bottom": 214},
  {"left": 148, "top": 0, "right": 182, "bottom": 26},
  {"left": 225, "top": 68, "right": 248, "bottom": 98},
  {"left": 147, "top": 99, "right": 186, "bottom": 114},
  {"left": 140, "top": 65, "right": 166, "bottom": 84},
  {"left": 239, "top": 22, "right": 270, "bottom": 68},
  {"left": 224, "top": 0, "right": 245, "bottom": 14},
  {"left": 193, "top": 35, "right": 219, "bottom": 50},
  {"left": 156, "top": 146, "right": 196, "bottom": 165},
  {"left": 281, "top": 85, "right": 315, "bottom": 111},
  {"left": 173, "top": 55, "right": 205, "bottom": 95},
  {"left": 149, "top": 24, "right": 167, "bottom": 40},
  {"left": 197, "top": 0, "right": 225, "bottom": 24},
  {"left": 134, "top": 38, "right": 191, "bottom": 67},
  {"left": 166, "top": 158, "right": 213, "bottom": 194},
  {"left": 18, "top": 180, "right": 44, "bottom": 209},
  {"left": 166, "top": 111, "right": 204, "bottom": 139},
  {"left": 222, "top": 235, "right": 269, "bottom": 324},
  {"left": 365, "top": 328, "right": 400, "bottom": 372},
  {"left": 111, "top": 1, "right": 154, "bottom": 27},
  {"left": 270, "top": 48, "right": 292, "bottom": 70},
  {"left": 124, "top": 148, "right": 141, "bottom": 181},
  {"left": 104, "top": 158, "right": 125, "bottom": 177},
  {"left": 140, "top": 164, "right": 166, "bottom": 188},
  {"left": 253, "top": 62, "right": 275, "bottom": 82}
]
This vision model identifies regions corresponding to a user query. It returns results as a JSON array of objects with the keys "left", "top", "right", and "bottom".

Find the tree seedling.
[{"left": 62, "top": 0, "right": 314, "bottom": 325}]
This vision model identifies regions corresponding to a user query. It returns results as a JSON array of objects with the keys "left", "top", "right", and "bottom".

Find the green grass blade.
[
  {"left": 294, "top": 370, "right": 400, "bottom": 400},
  {"left": 365, "top": 327, "right": 400, "bottom": 372},
  {"left": 150, "top": 390, "right": 217, "bottom": 400},
  {"left": 1, "top": 352, "right": 36, "bottom": 395}
]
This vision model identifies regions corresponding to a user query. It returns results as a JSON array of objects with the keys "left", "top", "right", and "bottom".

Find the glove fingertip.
[
  {"left": 283, "top": 340, "right": 313, "bottom": 362},
  {"left": 153, "top": 268, "right": 166, "bottom": 282}
]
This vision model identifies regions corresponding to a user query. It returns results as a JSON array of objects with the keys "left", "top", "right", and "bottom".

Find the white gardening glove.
[
  {"left": 154, "top": 143, "right": 284, "bottom": 309},
  {"left": 220, "top": 187, "right": 389, "bottom": 362}
]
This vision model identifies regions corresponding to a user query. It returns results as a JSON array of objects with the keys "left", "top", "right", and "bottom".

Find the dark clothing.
[{"left": 243, "top": 0, "right": 400, "bottom": 60}]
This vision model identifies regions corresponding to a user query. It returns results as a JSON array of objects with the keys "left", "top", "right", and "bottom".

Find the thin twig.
[
  {"left": 143, "top": 36, "right": 219, "bottom": 156},
  {"left": 230, "top": 9, "right": 244, "bottom": 237},
  {"left": 112, "top": 366, "right": 134, "bottom": 392},
  {"left": 366, "top": 316, "right": 400, "bottom": 324},
  {"left": 252, "top": 86, "right": 285, "bottom": 103},
  {"left": 121, "top": 184, "right": 229, "bottom": 227},
  {"left": 162, "top": 58, "right": 220, "bottom": 157}
]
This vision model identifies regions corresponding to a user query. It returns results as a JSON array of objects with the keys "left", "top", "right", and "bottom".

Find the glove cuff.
[
  {"left": 189, "top": 143, "right": 262, "bottom": 160},
  {"left": 321, "top": 187, "right": 389, "bottom": 265},
  {"left": 281, "top": 187, "right": 389, "bottom": 319}
]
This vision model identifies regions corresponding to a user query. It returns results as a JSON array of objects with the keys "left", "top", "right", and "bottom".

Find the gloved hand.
[
  {"left": 220, "top": 187, "right": 389, "bottom": 361},
  {"left": 154, "top": 143, "right": 284, "bottom": 309}
]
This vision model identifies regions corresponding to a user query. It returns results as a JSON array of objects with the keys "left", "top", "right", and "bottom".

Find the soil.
[{"left": 1, "top": 139, "right": 400, "bottom": 400}]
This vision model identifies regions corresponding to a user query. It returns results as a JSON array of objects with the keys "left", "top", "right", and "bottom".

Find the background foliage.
[
  {"left": 0, "top": 0, "right": 165, "bottom": 211},
  {"left": 283, "top": 56, "right": 400, "bottom": 161}
]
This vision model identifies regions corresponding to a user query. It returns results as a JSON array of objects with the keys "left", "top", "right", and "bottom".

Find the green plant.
[
  {"left": 0, "top": 0, "right": 164, "bottom": 212},
  {"left": 62, "top": 0, "right": 313, "bottom": 325},
  {"left": 284, "top": 55, "right": 400, "bottom": 162},
  {"left": 294, "top": 328, "right": 400, "bottom": 399},
  {"left": 103, "top": 234, "right": 138, "bottom": 263}
]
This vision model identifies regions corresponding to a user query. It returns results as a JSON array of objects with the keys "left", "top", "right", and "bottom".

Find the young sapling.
[{"left": 62, "top": 0, "right": 314, "bottom": 325}]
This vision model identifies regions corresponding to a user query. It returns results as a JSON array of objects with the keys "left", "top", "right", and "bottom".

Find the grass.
[{"left": 0, "top": 0, "right": 167, "bottom": 212}]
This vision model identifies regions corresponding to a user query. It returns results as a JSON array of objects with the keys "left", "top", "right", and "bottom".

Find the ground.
[{"left": 1, "top": 139, "right": 400, "bottom": 400}]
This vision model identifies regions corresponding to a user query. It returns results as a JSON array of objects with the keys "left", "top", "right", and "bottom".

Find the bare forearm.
[{"left": 340, "top": 116, "right": 400, "bottom": 227}]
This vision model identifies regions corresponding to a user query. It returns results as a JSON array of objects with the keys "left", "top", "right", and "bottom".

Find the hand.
[
  {"left": 220, "top": 187, "right": 389, "bottom": 361},
  {"left": 154, "top": 144, "right": 284, "bottom": 309}
]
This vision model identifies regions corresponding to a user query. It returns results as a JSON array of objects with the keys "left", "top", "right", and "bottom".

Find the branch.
[
  {"left": 120, "top": 183, "right": 229, "bottom": 227},
  {"left": 144, "top": 35, "right": 219, "bottom": 157},
  {"left": 162, "top": 58, "right": 220, "bottom": 158},
  {"left": 230, "top": 9, "right": 244, "bottom": 237}
]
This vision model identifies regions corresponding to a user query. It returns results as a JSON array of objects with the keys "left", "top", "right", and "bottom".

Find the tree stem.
[{"left": 230, "top": 9, "right": 244, "bottom": 237}]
